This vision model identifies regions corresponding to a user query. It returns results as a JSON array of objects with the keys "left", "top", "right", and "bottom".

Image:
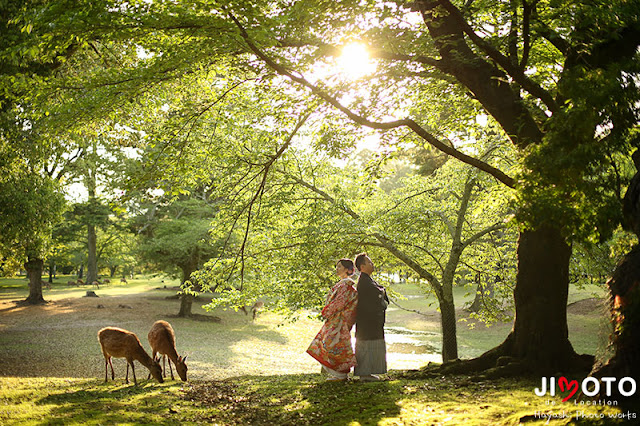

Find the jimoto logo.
[{"left": 535, "top": 376, "right": 637, "bottom": 402}]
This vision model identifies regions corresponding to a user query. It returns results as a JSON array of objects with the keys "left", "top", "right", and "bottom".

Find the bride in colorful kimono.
[{"left": 306, "top": 258, "right": 358, "bottom": 381}]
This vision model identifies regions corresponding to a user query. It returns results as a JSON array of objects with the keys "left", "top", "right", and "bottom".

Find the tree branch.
[
  {"left": 520, "top": 0, "right": 532, "bottom": 71},
  {"left": 283, "top": 172, "right": 445, "bottom": 296},
  {"left": 437, "top": 0, "right": 559, "bottom": 113},
  {"left": 461, "top": 223, "right": 507, "bottom": 249},
  {"left": 227, "top": 12, "right": 516, "bottom": 189},
  {"left": 234, "top": 112, "right": 311, "bottom": 289}
]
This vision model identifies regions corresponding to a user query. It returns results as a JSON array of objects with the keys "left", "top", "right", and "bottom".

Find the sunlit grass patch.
[
  {"left": 0, "top": 377, "right": 189, "bottom": 425},
  {"left": 0, "top": 374, "right": 627, "bottom": 425}
]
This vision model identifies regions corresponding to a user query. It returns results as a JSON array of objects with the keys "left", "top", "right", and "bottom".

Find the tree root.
[{"left": 406, "top": 334, "right": 595, "bottom": 380}]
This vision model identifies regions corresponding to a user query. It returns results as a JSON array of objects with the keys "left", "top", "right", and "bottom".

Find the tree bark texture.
[
  {"left": 177, "top": 264, "right": 196, "bottom": 317},
  {"left": 510, "top": 226, "right": 579, "bottom": 372},
  {"left": 178, "top": 293, "right": 194, "bottom": 318},
  {"left": 24, "top": 257, "right": 46, "bottom": 304},
  {"left": 48, "top": 259, "right": 55, "bottom": 284},
  {"left": 87, "top": 223, "right": 98, "bottom": 285},
  {"left": 440, "top": 298, "right": 458, "bottom": 362},
  {"left": 591, "top": 246, "right": 640, "bottom": 412}
]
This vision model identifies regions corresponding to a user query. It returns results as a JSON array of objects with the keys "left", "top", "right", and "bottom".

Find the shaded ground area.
[
  {"left": 0, "top": 374, "right": 627, "bottom": 425},
  {"left": 567, "top": 297, "right": 607, "bottom": 315}
]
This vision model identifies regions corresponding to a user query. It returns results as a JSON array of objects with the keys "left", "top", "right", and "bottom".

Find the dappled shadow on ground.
[
  {"left": 567, "top": 297, "right": 607, "bottom": 315},
  {"left": 3, "top": 373, "right": 625, "bottom": 425},
  {"left": 165, "top": 313, "right": 221, "bottom": 322},
  {"left": 35, "top": 380, "right": 182, "bottom": 425},
  {"left": 184, "top": 374, "right": 403, "bottom": 425},
  {"left": 181, "top": 373, "right": 608, "bottom": 425},
  {"left": 0, "top": 290, "right": 292, "bottom": 379}
]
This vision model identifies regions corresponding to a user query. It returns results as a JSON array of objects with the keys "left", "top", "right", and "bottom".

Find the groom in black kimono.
[{"left": 354, "top": 253, "right": 389, "bottom": 381}]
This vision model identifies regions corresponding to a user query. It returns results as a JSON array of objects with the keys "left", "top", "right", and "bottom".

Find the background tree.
[
  {"left": 133, "top": 190, "right": 221, "bottom": 317},
  {"left": 0, "top": 154, "right": 65, "bottom": 303},
  {"left": 199, "top": 139, "right": 516, "bottom": 363}
]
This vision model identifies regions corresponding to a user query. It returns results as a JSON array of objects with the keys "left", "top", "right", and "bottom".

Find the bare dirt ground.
[
  {"left": 0, "top": 293, "right": 178, "bottom": 378},
  {"left": 0, "top": 287, "right": 324, "bottom": 380},
  {"left": 0, "top": 282, "right": 608, "bottom": 380}
]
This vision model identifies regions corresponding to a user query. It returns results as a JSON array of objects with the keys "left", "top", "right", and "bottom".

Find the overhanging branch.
[
  {"left": 437, "top": 0, "right": 559, "bottom": 114},
  {"left": 283, "top": 172, "right": 444, "bottom": 297},
  {"left": 228, "top": 12, "right": 516, "bottom": 189}
]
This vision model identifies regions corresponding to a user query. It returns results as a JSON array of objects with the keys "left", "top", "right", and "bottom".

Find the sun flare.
[{"left": 336, "top": 43, "right": 377, "bottom": 80}]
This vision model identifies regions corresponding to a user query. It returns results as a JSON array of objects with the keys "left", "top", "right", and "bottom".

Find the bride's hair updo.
[{"left": 336, "top": 258, "right": 355, "bottom": 275}]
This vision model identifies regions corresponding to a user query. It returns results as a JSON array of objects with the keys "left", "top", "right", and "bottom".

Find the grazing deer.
[
  {"left": 103, "top": 278, "right": 111, "bottom": 284},
  {"left": 92, "top": 280, "right": 100, "bottom": 289},
  {"left": 120, "top": 277, "right": 127, "bottom": 284},
  {"left": 97, "top": 326, "right": 163, "bottom": 384},
  {"left": 77, "top": 279, "right": 85, "bottom": 285},
  {"left": 147, "top": 320, "right": 188, "bottom": 381}
]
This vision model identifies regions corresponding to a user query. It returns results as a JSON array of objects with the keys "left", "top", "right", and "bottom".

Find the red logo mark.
[{"left": 558, "top": 376, "right": 579, "bottom": 402}]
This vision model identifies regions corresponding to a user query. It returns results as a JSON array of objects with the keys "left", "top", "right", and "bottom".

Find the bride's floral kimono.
[{"left": 306, "top": 277, "right": 358, "bottom": 373}]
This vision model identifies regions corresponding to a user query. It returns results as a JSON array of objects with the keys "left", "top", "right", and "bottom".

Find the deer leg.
[
  {"left": 126, "top": 362, "right": 130, "bottom": 383},
  {"left": 131, "top": 361, "right": 137, "bottom": 385},
  {"left": 104, "top": 358, "right": 109, "bottom": 382},
  {"left": 148, "top": 351, "right": 156, "bottom": 380},
  {"left": 163, "top": 355, "right": 167, "bottom": 378},
  {"left": 168, "top": 358, "right": 174, "bottom": 380},
  {"left": 107, "top": 357, "right": 115, "bottom": 380}
]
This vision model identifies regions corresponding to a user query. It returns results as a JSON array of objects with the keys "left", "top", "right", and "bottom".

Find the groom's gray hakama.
[{"left": 354, "top": 272, "right": 389, "bottom": 375}]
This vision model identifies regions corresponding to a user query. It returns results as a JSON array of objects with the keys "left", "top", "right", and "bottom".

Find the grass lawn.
[
  {"left": 0, "top": 275, "right": 627, "bottom": 425},
  {"left": 0, "top": 375, "right": 628, "bottom": 425}
]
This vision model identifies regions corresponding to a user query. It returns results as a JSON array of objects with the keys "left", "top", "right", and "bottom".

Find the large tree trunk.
[
  {"left": 440, "top": 227, "right": 593, "bottom": 376},
  {"left": 86, "top": 223, "right": 98, "bottom": 285},
  {"left": 510, "top": 226, "right": 579, "bottom": 372},
  {"left": 24, "top": 257, "right": 46, "bottom": 304},
  {"left": 591, "top": 245, "right": 640, "bottom": 412}
]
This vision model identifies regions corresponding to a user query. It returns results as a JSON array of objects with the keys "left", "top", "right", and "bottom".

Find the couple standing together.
[{"left": 306, "top": 253, "right": 389, "bottom": 382}]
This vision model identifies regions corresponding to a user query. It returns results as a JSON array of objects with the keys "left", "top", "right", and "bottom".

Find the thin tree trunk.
[
  {"left": 109, "top": 265, "right": 117, "bottom": 278},
  {"left": 84, "top": 150, "right": 99, "bottom": 286},
  {"left": 78, "top": 264, "right": 84, "bottom": 279},
  {"left": 87, "top": 222, "right": 98, "bottom": 285},
  {"left": 24, "top": 257, "right": 46, "bottom": 304},
  {"left": 440, "top": 297, "right": 458, "bottom": 361},
  {"left": 178, "top": 293, "right": 193, "bottom": 317},
  {"left": 467, "top": 276, "right": 495, "bottom": 313},
  {"left": 177, "top": 264, "right": 196, "bottom": 317},
  {"left": 440, "top": 246, "right": 462, "bottom": 362},
  {"left": 48, "top": 259, "right": 55, "bottom": 284}
]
